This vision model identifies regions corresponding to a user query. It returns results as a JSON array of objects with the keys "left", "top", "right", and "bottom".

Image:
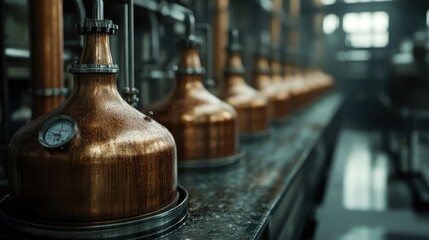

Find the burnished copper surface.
[
  {"left": 218, "top": 51, "right": 269, "bottom": 134},
  {"left": 30, "top": 0, "right": 64, "bottom": 118},
  {"left": 283, "top": 62, "right": 304, "bottom": 111},
  {"left": 213, "top": 0, "right": 229, "bottom": 82},
  {"left": 283, "top": 63, "right": 312, "bottom": 110},
  {"left": 270, "top": 0, "right": 282, "bottom": 48},
  {"left": 148, "top": 44, "right": 239, "bottom": 161},
  {"left": 8, "top": 24, "right": 177, "bottom": 222},
  {"left": 271, "top": 57, "right": 291, "bottom": 118},
  {"left": 253, "top": 55, "right": 289, "bottom": 121}
]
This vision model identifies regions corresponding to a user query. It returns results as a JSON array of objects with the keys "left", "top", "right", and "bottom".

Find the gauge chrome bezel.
[{"left": 38, "top": 115, "right": 78, "bottom": 149}]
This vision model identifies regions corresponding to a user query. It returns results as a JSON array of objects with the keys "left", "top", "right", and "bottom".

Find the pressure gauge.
[{"left": 38, "top": 115, "right": 78, "bottom": 149}]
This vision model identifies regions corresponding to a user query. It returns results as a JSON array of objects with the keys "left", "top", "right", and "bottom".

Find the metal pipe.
[
  {"left": 0, "top": 0, "right": 8, "bottom": 146},
  {"left": 30, "top": 0, "right": 65, "bottom": 118},
  {"left": 134, "top": 0, "right": 193, "bottom": 24},
  {"left": 148, "top": 12, "right": 160, "bottom": 63},
  {"left": 213, "top": 0, "right": 229, "bottom": 86},
  {"left": 183, "top": 11, "right": 195, "bottom": 37},
  {"left": 270, "top": 0, "right": 282, "bottom": 49},
  {"left": 128, "top": 0, "right": 135, "bottom": 89},
  {"left": 196, "top": 23, "right": 213, "bottom": 81},
  {"left": 123, "top": 3, "right": 130, "bottom": 89},
  {"left": 74, "top": 0, "right": 86, "bottom": 47},
  {"left": 74, "top": 0, "right": 86, "bottom": 20},
  {"left": 93, "top": 0, "right": 103, "bottom": 20}
]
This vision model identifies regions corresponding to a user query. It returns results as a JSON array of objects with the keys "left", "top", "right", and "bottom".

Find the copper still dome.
[
  {"left": 7, "top": 6, "right": 177, "bottom": 223},
  {"left": 217, "top": 29, "right": 269, "bottom": 136},
  {"left": 148, "top": 35, "right": 241, "bottom": 166},
  {"left": 253, "top": 47, "right": 290, "bottom": 122}
]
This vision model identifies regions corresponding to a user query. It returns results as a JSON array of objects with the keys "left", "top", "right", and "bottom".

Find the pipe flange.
[
  {"left": 70, "top": 63, "right": 119, "bottom": 73},
  {"left": 33, "top": 88, "right": 69, "bottom": 97},
  {"left": 173, "top": 66, "right": 206, "bottom": 75},
  {"left": 77, "top": 19, "right": 118, "bottom": 34}
]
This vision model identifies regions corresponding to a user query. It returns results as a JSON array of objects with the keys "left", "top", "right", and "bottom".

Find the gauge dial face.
[{"left": 38, "top": 115, "right": 77, "bottom": 149}]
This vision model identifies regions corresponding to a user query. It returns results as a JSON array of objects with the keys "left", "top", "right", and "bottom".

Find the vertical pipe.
[
  {"left": 0, "top": 0, "right": 8, "bottom": 149},
  {"left": 270, "top": 0, "right": 282, "bottom": 49},
  {"left": 312, "top": 12, "right": 324, "bottom": 66},
  {"left": 213, "top": 0, "right": 229, "bottom": 87},
  {"left": 288, "top": 0, "right": 301, "bottom": 51},
  {"left": 129, "top": 0, "right": 135, "bottom": 89},
  {"left": 30, "top": 0, "right": 64, "bottom": 118},
  {"left": 93, "top": 0, "right": 104, "bottom": 20},
  {"left": 123, "top": 2, "right": 130, "bottom": 89}
]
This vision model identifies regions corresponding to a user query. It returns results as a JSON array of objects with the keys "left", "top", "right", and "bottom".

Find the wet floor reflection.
[
  {"left": 314, "top": 129, "right": 429, "bottom": 240},
  {"left": 342, "top": 131, "right": 388, "bottom": 211}
]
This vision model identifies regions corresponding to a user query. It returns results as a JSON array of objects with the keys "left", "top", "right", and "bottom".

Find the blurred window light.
[
  {"left": 345, "top": 0, "right": 392, "bottom": 3},
  {"left": 321, "top": 0, "right": 336, "bottom": 5},
  {"left": 343, "top": 13, "right": 358, "bottom": 32},
  {"left": 323, "top": 14, "right": 340, "bottom": 34},
  {"left": 347, "top": 34, "right": 372, "bottom": 48},
  {"left": 336, "top": 50, "right": 371, "bottom": 61},
  {"left": 373, "top": 11, "right": 389, "bottom": 31},
  {"left": 427, "top": 9, "right": 429, "bottom": 27},
  {"left": 373, "top": 33, "right": 389, "bottom": 47},
  {"left": 343, "top": 11, "right": 389, "bottom": 48}
]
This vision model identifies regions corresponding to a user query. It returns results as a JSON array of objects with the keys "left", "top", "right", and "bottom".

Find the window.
[
  {"left": 323, "top": 14, "right": 340, "bottom": 34},
  {"left": 343, "top": 11, "right": 389, "bottom": 48}
]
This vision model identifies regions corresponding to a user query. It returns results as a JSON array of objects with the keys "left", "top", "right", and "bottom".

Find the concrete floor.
[{"left": 314, "top": 129, "right": 429, "bottom": 240}]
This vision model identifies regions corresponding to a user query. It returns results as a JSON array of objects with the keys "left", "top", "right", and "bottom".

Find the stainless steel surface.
[
  {"left": 121, "top": 0, "right": 139, "bottom": 107},
  {"left": 93, "top": 0, "right": 103, "bottom": 20},
  {"left": 69, "top": 63, "right": 119, "bottom": 73},
  {"left": 128, "top": 0, "right": 135, "bottom": 89}
]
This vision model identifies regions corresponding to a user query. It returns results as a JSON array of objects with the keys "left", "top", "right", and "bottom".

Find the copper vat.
[
  {"left": 253, "top": 49, "right": 289, "bottom": 121},
  {"left": 281, "top": 59, "right": 299, "bottom": 112},
  {"left": 148, "top": 35, "right": 240, "bottom": 164},
  {"left": 270, "top": 51, "right": 291, "bottom": 119},
  {"left": 218, "top": 29, "right": 269, "bottom": 135},
  {"left": 7, "top": 8, "right": 177, "bottom": 223},
  {"left": 284, "top": 62, "right": 312, "bottom": 110},
  {"left": 301, "top": 66, "right": 334, "bottom": 104}
]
